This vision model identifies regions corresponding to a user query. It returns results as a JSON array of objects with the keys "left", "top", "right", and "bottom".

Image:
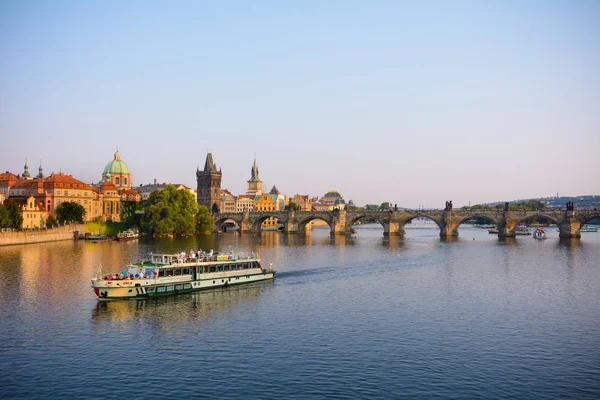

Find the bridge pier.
[
  {"left": 439, "top": 212, "right": 459, "bottom": 237},
  {"left": 558, "top": 211, "right": 582, "bottom": 238},
  {"left": 383, "top": 220, "right": 405, "bottom": 236},
  {"left": 331, "top": 210, "right": 348, "bottom": 235},
  {"left": 284, "top": 210, "right": 299, "bottom": 234}
]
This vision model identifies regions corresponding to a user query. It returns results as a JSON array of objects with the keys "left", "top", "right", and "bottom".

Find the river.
[{"left": 1, "top": 226, "right": 599, "bottom": 399}]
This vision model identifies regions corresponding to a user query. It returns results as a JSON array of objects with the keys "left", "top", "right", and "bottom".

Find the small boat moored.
[
  {"left": 533, "top": 228, "right": 547, "bottom": 239},
  {"left": 515, "top": 225, "right": 531, "bottom": 235},
  {"left": 91, "top": 250, "right": 275, "bottom": 299},
  {"left": 580, "top": 225, "right": 598, "bottom": 233},
  {"left": 117, "top": 229, "right": 139, "bottom": 242}
]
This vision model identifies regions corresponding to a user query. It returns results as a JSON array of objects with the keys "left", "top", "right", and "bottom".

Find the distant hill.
[{"left": 486, "top": 195, "right": 599, "bottom": 210}]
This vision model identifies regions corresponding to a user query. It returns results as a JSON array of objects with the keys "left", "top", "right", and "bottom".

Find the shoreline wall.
[{"left": 0, "top": 224, "right": 86, "bottom": 247}]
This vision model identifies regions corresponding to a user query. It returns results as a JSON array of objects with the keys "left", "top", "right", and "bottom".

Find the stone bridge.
[{"left": 215, "top": 208, "right": 600, "bottom": 238}]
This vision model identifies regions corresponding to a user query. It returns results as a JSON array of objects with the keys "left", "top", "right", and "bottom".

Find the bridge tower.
[
  {"left": 197, "top": 152, "right": 222, "bottom": 214},
  {"left": 246, "top": 157, "right": 263, "bottom": 196}
]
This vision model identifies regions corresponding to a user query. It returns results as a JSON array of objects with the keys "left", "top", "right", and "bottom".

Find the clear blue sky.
[{"left": 1, "top": 0, "right": 599, "bottom": 207}]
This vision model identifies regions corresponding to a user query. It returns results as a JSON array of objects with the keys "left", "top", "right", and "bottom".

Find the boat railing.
[{"left": 146, "top": 251, "right": 259, "bottom": 265}]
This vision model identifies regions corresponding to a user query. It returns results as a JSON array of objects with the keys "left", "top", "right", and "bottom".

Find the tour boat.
[
  {"left": 487, "top": 227, "right": 499, "bottom": 234},
  {"left": 117, "top": 229, "right": 139, "bottom": 242},
  {"left": 533, "top": 228, "right": 547, "bottom": 239},
  {"left": 580, "top": 225, "right": 598, "bottom": 233},
  {"left": 515, "top": 225, "right": 531, "bottom": 235},
  {"left": 91, "top": 250, "right": 275, "bottom": 299}
]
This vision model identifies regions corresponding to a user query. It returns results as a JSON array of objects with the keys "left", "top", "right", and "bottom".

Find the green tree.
[
  {"left": 196, "top": 205, "right": 214, "bottom": 234},
  {"left": 0, "top": 203, "right": 9, "bottom": 228},
  {"left": 142, "top": 185, "right": 199, "bottom": 236},
  {"left": 379, "top": 202, "right": 391, "bottom": 210},
  {"left": 46, "top": 215, "right": 58, "bottom": 228},
  {"left": 120, "top": 201, "right": 143, "bottom": 225},
  {"left": 5, "top": 201, "right": 24, "bottom": 229},
  {"left": 56, "top": 201, "right": 86, "bottom": 224},
  {"left": 364, "top": 204, "right": 379, "bottom": 211},
  {"left": 285, "top": 201, "right": 299, "bottom": 211}
]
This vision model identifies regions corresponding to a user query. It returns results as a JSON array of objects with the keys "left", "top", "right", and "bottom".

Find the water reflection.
[{"left": 91, "top": 282, "right": 271, "bottom": 326}]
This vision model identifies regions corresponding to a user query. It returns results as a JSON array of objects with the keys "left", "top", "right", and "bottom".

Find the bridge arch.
[
  {"left": 579, "top": 212, "right": 600, "bottom": 226},
  {"left": 454, "top": 213, "right": 501, "bottom": 229},
  {"left": 347, "top": 214, "right": 388, "bottom": 231},
  {"left": 252, "top": 213, "right": 287, "bottom": 232},
  {"left": 297, "top": 216, "right": 332, "bottom": 233},
  {"left": 512, "top": 213, "right": 560, "bottom": 227},
  {"left": 214, "top": 215, "right": 243, "bottom": 232}
]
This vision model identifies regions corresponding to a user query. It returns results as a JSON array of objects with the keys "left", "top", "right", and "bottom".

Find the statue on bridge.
[
  {"left": 444, "top": 200, "right": 453, "bottom": 211},
  {"left": 505, "top": 202, "right": 509, "bottom": 211},
  {"left": 566, "top": 201, "right": 574, "bottom": 211}
]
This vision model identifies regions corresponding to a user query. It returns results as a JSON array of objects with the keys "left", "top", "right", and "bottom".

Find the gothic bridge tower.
[{"left": 197, "top": 152, "right": 222, "bottom": 214}]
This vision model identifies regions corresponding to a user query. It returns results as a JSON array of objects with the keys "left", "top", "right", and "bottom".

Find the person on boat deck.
[
  {"left": 208, "top": 249, "right": 214, "bottom": 257},
  {"left": 139, "top": 271, "right": 144, "bottom": 279},
  {"left": 189, "top": 250, "right": 196, "bottom": 259},
  {"left": 180, "top": 251, "right": 186, "bottom": 260}
]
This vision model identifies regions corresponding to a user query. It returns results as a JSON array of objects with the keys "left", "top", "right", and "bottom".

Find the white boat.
[
  {"left": 488, "top": 227, "right": 499, "bottom": 234},
  {"left": 533, "top": 228, "right": 547, "bottom": 239},
  {"left": 91, "top": 250, "right": 275, "bottom": 299},
  {"left": 117, "top": 229, "right": 139, "bottom": 242},
  {"left": 580, "top": 225, "right": 598, "bottom": 233},
  {"left": 515, "top": 225, "right": 531, "bottom": 235}
]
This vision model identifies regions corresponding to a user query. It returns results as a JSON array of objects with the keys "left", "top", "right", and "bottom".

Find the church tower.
[
  {"left": 22, "top": 158, "right": 31, "bottom": 179},
  {"left": 246, "top": 157, "right": 263, "bottom": 196},
  {"left": 197, "top": 152, "right": 222, "bottom": 214}
]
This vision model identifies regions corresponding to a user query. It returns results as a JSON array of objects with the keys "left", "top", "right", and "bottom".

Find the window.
[{"left": 115, "top": 177, "right": 120, "bottom": 185}]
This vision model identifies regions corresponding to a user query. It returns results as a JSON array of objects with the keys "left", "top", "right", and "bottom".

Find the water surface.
[{"left": 1, "top": 226, "right": 599, "bottom": 399}]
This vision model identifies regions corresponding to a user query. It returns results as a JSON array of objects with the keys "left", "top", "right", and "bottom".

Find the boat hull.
[{"left": 92, "top": 269, "right": 274, "bottom": 299}]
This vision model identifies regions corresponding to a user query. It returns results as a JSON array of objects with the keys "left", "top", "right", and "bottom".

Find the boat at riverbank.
[
  {"left": 91, "top": 250, "right": 275, "bottom": 299},
  {"left": 117, "top": 229, "right": 139, "bottom": 242},
  {"left": 580, "top": 225, "right": 598, "bottom": 233},
  {"left": 515, "top": 225, "right": 531, "bottom": 235}
]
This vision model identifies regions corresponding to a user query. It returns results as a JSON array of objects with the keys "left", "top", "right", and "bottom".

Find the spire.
[
  {"left": 248, "top": 156, "right": 261, "bottom": 183},
  {"left": 203, "top": 152, "right": 218, "bottom": 173},
  {"left": 22, "top": 157, "right": 31, "bottom": 179},
  {"left": 37, "top": 158, "right": 44, "bottom": 179},
  {"left": 114, "top": 150, "right": 121, "bottom": 161},
  {"left": 270, "top": 185, "right": 280, "bottom": 194}
]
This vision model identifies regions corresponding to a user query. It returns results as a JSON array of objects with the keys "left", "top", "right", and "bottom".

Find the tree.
[
  {"left": 56, "top": 201, "right": 86, "bottom": 224},
  {"left": 120, "top": 201, "right": 143, "bottom": 227},
  {"left": 285, "top": 202, "right": 299, "bottom": 211},
  {"left": 46, "top": 215, "right": 58, "bottom": 228},
  {"left": 5, "top": 201, "right": 24, "bottom": 229},
  {"left": 0, "top": 203, "right": 9, "bottom": 228},
  {"left": 196, "top": 205, "right": 214, "bottom": 234},
  {"left": 379, "top": 202, "right": 391, "bottom": 210},
  {"left": 142, "top": 185, "right": 200, "bottom": 236}
]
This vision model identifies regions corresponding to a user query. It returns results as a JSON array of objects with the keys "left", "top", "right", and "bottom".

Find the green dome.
[{"left": 103, "top": 151, "right": 130, "bottom": 175}]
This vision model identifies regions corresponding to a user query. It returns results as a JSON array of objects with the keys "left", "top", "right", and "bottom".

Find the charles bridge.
[{"left": 215, "top": 204, "right": 600, "bottom": 238}]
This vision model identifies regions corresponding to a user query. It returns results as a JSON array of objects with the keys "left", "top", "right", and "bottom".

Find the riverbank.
[{"left": 0, "top": 224, "right": 85, "bottom": 246}]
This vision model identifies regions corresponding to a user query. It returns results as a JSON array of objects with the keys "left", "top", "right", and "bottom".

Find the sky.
[{"left": 1, "top": 0, "right": 599, "bottom": 208}]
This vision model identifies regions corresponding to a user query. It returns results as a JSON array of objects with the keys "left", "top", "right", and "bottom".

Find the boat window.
[
  {"left": 217, "top": 266, "right": 223, "bottom": 272},
  {"left": 158, "top": 270, "right": 165, "bottom": 277},
  {"left": 243, "top": 263, "right": 249, "bottom": 269},
  {"left": 157, "top": 286, "right": 165, "bottom": 293},
  {"left": 174, "top": 268, "right": 182, "bottom": 276},
  {"left": 252, "top": 261, "right": 259, "bottom": 268},
  {"left": 175, "top": 284, "right": 182, "bottom": 290},
  {"left": 166, "top": 285, "right": 174, "bottom": 291},
  {"left": 147, "top": 287, "right": 155, "bottom": 293},
  {"left": 166, "top": 269, "right": 173, "bottom": 277},
  {"left": 209, "top": 266, "right": 216, "bottom": 273},
  {"left": 183, "top": 283, "right": 191, "bottom": 289},
  {"left": 182, "top": 268, "right": 189, "bottom": 274}
]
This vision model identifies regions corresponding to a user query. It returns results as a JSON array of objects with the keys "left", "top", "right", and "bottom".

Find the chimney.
[{"left": 154, "top": 178, "right": 157, "bottom": 185}]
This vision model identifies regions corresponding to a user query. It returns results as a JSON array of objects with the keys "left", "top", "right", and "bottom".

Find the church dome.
[
  {"left": 103, "top": 151, "right": 130, "bottom": 175},
  {"left": 322, "top": 190, "right": 343, "bottom": 201}
]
